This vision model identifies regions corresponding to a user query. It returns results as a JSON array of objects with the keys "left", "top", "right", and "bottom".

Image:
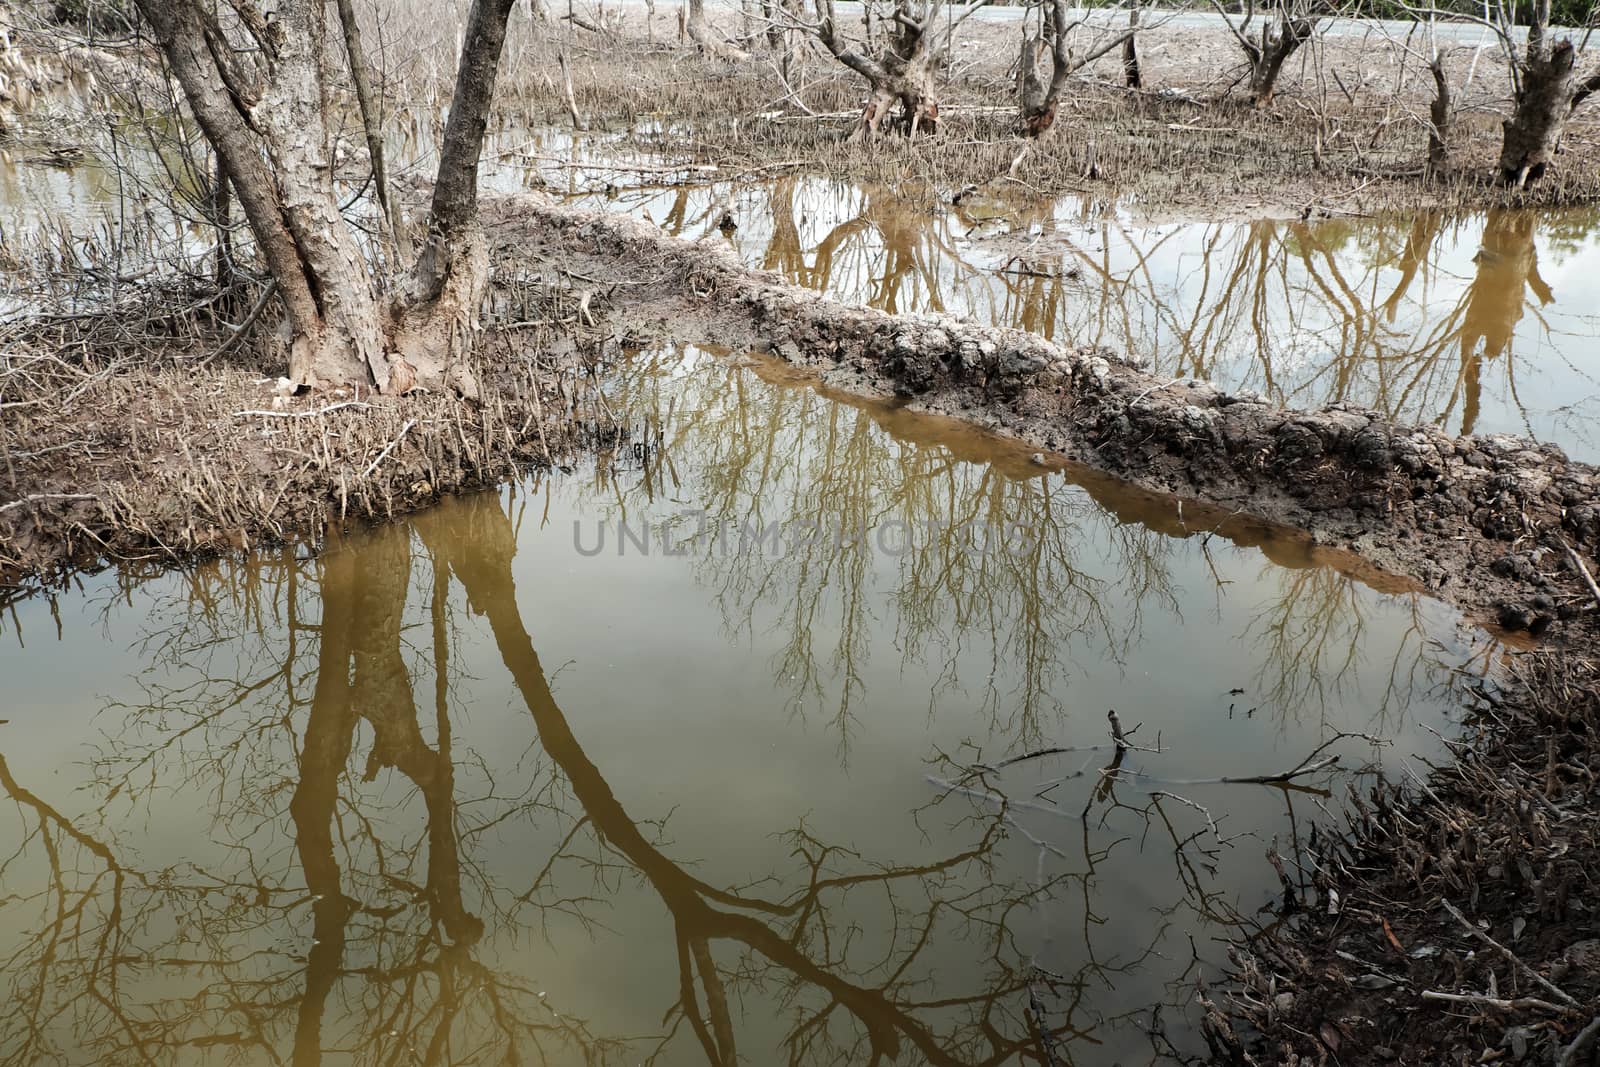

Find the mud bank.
[
  {"left": 499, "top": 195, "right": 1600, "bottom": 636},
  {"left": 1199, "top": 646, "right": 1600, "bottom": 1067},
  {"left": 496, "top": 194, "right": 1600, "bottom": 1066}
]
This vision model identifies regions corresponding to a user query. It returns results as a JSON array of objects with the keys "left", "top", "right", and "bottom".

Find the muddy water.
[
  {"left": 561, "top": 173, "right": 1600, "bottom": 462},
  {"left": 7, "top": 119, "right": 1600, "bottom": 459},
  {"left": 1, "top": 345, "right": 1496, "bottom": 1063}
]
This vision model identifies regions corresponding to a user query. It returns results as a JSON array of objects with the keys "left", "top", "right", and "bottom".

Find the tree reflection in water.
[
  {"left": 601, "top": 345, "right": 1471, "bottom": 746},
  {"left": 576, "top": 175, "right": 1600, "bottom": 457},
  {"left": 0, "top": 492, "right": 1251, "bottom": 1066},
  {"left": 0, "top": 349, "right": 1499, "bottom": 1066}
]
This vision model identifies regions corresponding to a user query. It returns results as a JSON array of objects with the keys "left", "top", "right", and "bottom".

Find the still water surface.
[
  {"left": 2, "top": 346, "right": 1498, "bottom": 1063},
  {"left": 6, "top": 122, "right": 1600, "bottom": 458}
]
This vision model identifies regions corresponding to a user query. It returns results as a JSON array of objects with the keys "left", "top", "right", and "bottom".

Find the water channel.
[{"left": 0, "top": 123, "right": 1569, "bottom": 1063}]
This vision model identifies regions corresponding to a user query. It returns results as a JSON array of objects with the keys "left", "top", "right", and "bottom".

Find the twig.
[
  {"left": 1559, "top": 1015, "right": 1600, "bottom": 1067},
  {"left": 232, "top": 402, "right": 371, "bottom": 419},
  {"left": 199, "top": 280, "right": 279, "bottom": 366},
  {"left": 360, "top": 419, "right": 416, "bottom": 479},
  {"left": 1420, "top": 990, "right": 1575, "bottom": 1014},
  {"left": 0, "top": 492, "right": 97, "bottom": 516},
  {"left": 1555, "top": 533, "right": 1600, "bottom": 613},
  {"left": 1440, "top": 900, "right": 1578, "bottom": 1008}
]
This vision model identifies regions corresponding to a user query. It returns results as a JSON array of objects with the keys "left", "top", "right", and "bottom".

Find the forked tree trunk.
[
  {"left": 813, "top": 0, "right": 940, "bottom": 140},
  {"left": 1018, "top": 0, "right": 1143, "bottom": 137},
  {"left": 685, "top": 0, "right": 749, "bottom": 59},
  {"left": 133, "top": 0, "right": 518, "bottom": 394},
  {"left": 1500, "top": 38, "right": 1578, "bottom": 187},
  {"left": 1246, "top": 15, "right": 1316, "bottom": 107},
  {"left": 855, "top": 57, "right": 939, "bottom": 140}
]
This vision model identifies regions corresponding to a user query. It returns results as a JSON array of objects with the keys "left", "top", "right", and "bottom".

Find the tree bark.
[
  {"left": 1499, "top": 38, "right": 1577, "bottom": 187},
  {"left": 686, "top": 0, "right": 749, "bottom": 59},
  {"left": 1123, "top": 8, "right": 1141, "bottom": 90},
  {"left": 1246, "top": 14, "right": 1316, "bottom": 107},
  {"left": 1427, "top": 52, "right": 1452, "bottom": 178},
  {"left": 135, "top": 0, "right": 520, "bottom": 395},
  {"left": 1017, "top": 0, "right": 1144, "bottom": 137},
  {"left": 334, "top": 0, "right": 399, "bottom": 248}
]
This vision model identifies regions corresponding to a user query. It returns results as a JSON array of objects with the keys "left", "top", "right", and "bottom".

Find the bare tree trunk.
[
  {"left": 810, "top": 0, "right": 943, "bottom": 140},
  {"left": 686, "top": 0, "right": 748, "bottom": 58},
  {"left": 1018, "top": 0, "right": 1142, "bottom": 137},
  {"left": 334, "top": 0, "right": 400, "bottom": 249},
  {"left": 134, "top": 0, "right": 521, "bottom": 394},
  {"left": 1247, "top": 14, "right": 1316, "bottom": 107},
  {"left": 395, "top": 0, "right": 520, "bottom": 397},
  {"left": 1123, "top": 8, "right": 1141, "bottom": 90},
  {"left": 211, "top": 152, "right": 233, "bottom": 289},
  {"left": 1500, "top": 37, "right": 1577, "bottom": 187},
  {"left": 1427, "top": 52, "right": 1452, "bottom": 179}
]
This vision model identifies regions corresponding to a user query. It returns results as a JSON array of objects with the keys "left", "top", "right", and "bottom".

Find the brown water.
[{"left": 1, "top": 345, "right": 1498, "bottom": 1064}]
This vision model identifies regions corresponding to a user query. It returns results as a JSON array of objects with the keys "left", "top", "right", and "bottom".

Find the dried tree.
[
  {"left": 1207, "top": 0, "right": 1324, "bottom": 107},
  {"left": 1017, "top": 0, "right": 1154, "bottom": 136},
  {"left": 684, "top": 0, "right": 749, "bottom": 58},
  {"left": 129, "top": 0, "right": 521, "bottom": 393},
  {"left": 1402, "top": 0, "right": 1600, "bottom": 186},
  {"left": 1496, "top": 0, "right": 1600, "bottom": 186},
  {"left": 791, "top": 0, "right": 989, "bottom": 139}
]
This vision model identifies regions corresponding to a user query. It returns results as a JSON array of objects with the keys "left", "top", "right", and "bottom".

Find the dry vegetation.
[
  {"left": 1203, "top": 645, "right": 1600, "bottom": 1066},
  {"left": 449, "top": 5, "right": 1600, "bottom": 217},
  {"left": 5, "top": 2, "right": 1600, "bottom": 1061}
]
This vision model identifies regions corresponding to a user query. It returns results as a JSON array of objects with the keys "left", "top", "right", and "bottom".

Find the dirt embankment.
[
  {"left": 497, "top": 195, "right": 1600, "bottom": 635},
  {"left": 492, "top": 194, "right": 1600, "bottom": 1067}
]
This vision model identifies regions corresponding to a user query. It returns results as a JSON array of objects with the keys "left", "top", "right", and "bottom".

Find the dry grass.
[
  {"left": 0, "top": 278, "right": 623, "bottom": 596},
  {"left": 365, "top": 2, "right": 1600, "bottom": 215}
]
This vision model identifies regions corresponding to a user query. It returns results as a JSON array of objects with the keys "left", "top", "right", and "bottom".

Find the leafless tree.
[
  {"left": 129, "top": 0, "right": 522, "bottom": 393},
  {"left": 1207, "top": 0, "right": 1326, "bottom": 107},
  {"left": 1399, "top": 0, "right": 1600, "bottom": 186},
  {"left": 1017, "top": 0, "right": 1158, "bottom": 136},
  {"left": 784, "top": 0, "right": 991, "bottom": 139}
]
